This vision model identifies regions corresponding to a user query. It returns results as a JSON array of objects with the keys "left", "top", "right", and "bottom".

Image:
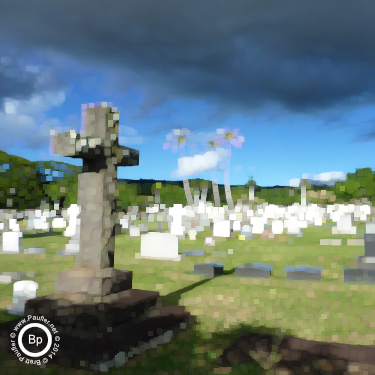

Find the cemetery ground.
[{"left": 0, "top": 219, "right": 374, "bottom": 374}]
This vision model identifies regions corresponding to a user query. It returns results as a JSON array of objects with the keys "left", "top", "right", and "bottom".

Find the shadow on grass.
[
  {"left": 0, "top": 311, "right": 292, "bottom": 375},
  {"left": 22, "top": 232, "right": 62, "bottom": 239},
  {"left": 162, "top": 268, "right": 236, "bottom": 307}
]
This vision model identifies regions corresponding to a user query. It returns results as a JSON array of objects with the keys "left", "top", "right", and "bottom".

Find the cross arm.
[
  {"left": 117, "top": 146, "right": 139, "bottom": 167},
  {"left": 53, "top": 131, "right": 139, "bottom": 166}
]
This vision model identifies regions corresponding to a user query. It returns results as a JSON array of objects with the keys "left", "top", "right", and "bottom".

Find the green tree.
[
  {"left": 0, "top": 161, "right": 45, "bottom": 210},
  {"left": 159, "top": 184, "right": 187, "bottom": 207},
  {"left": 118, "top": 182, "right": 138, "bottom": 211}
]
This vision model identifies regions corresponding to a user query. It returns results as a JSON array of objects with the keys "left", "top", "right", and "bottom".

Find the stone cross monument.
[
  {"left": 0, "top": 103, "right": 194, "bottom": 370},
  {"left": 51, "top": 102, "right": 139, "bottom": 302}
]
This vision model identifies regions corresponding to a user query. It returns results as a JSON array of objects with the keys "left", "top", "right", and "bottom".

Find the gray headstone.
[
  {"left": 364, "top": 234, "right": 375, "bottom": 257},
  {"left": 235, "top": 262, "right": 274, "bottom": 279},
  {"left": 344, "top": 268, "right": 375, "bottom": 284},
  {"left": 191, "top": 263, "right": 224, "bottom": 279},
  {"left": 181, "top": 249, "right": 206, "bottom": 256},
  {"left": 284, "top": 265, "right": 323, "bottom": 281}
]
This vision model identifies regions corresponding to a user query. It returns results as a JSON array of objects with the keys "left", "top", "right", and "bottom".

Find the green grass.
[{"left": 0, "top": 219, "right": 374, "bottom": 374}]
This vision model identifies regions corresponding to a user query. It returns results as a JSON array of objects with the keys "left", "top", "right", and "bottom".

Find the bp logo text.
[{"left": 9, "top": 315, "right": 60, "bottom": 365}]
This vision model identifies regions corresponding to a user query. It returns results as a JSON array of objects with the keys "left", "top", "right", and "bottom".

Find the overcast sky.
[{"left": 0, "top": 0, "right": 374, "bottom": 186}]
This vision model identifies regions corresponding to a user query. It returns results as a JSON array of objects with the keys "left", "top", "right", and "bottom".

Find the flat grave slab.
[
  {"left": 0, "top": 272, "right": 26, "bottom": 282},
  {"left": 24, "top": 247, "right": 47, "bottom": 255},
  {"left": 355, "top": 256, "right": 375, "bottom": 270},
  {"left": 191, "top": 262, "right": 224, "bottom": 279},
  {"left": 344, "top": 268, "right": 375, "bottom": 284},
  {"left": 235, "top": 262, "right": 274, "bottom": 279},
  {"left": 364, "top": 234, "right": 375, "bottom": 257},
  {"left": 181, "top": 249, "right": 206, "bottom": 256},
  {"left": 284, "top": 265, "right": 323, "bottom": 281}
]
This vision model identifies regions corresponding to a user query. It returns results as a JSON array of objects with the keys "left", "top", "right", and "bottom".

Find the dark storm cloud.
[
  {"left": 0, "top": 54, "right": 69, "bottom": 112},
  {"left": 1, "top": 0, "right": 375, "bottom": 116}
]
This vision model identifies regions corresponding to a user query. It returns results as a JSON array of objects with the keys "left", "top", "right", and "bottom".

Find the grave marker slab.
[
  {"left": 63, "top": 204, "right": 80, "bottom": 237},
  {"left": 7, "top": 280, "right": 39, "bottom": 316},
  {"left": 365, "top": 234, "right": 375, "bottom": 257},
  {"left": 138, "top": 232, "right": 183, "bottom": 261},
  {"left": 181, "top": 249, "right": 206, "bottom": 257},
  {"left": 0, "top": 272, "right": 26, "bottom": 282},
  {"left": 235, "top": 262, "right": 274, "bottom": 279},
  {"left": 1, "top": 232, "right": 23, "bottom": 254},
  {"left": 188, "top": 229, "right": 197, "bottom": 240},
  {"left": 284, "top": 265, "right": 323, "bottom": 281},
  {"left": 213, "top": 221, "right": 230, "bottom": 238},
  {"left": 191, "top": 262, "right": 224, "bottom": 279},
  {"left": 129, "top": 225, "right": 141, "bottom": 237},
  {"left": 355, "top": 256, "right": 375, "bottom": 271},
  {"left": 344, "top": 268, "right": 375, "bottom": 284},
  {"left": 24, "top": 248, "right": 47, "bottom": 255}
]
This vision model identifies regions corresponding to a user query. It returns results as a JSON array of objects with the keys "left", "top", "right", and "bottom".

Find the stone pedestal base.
[
  {"left": 0, "top": 287, "right": 195, "bottom": 372},
  {"left": 54, "top": 267, "right": 133, "bottom": 297},
  {"left": 24, "top": 288, "right": 163, "bottom": 333},
  {"left": 0, "top": 304, "right": 194, "bottom": 371}
]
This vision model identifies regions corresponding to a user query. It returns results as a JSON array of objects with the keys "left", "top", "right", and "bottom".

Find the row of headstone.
[{"left": 190, "top": 262, "right": 324, "bottom": 281}]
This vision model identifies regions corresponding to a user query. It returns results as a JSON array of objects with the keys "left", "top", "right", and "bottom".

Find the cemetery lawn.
[{"left": 0, "top": 220, "right": 374, "bottom": 374}]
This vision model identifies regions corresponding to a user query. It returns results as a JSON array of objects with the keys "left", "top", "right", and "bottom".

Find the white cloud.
[
  {"left": 172, "top": 148, "right": 228, "bottom": 177},
  {"left": 314, "top": 171, "right": 347, "bottom": 183},
  {"left": 0, "top": 90, "right": 67, "bottom": 151},
  {"left": 289, "top": 178, "right": 301, "bottom": 187},
  {"left": 289, "top": 171, "right": 347, "bottom": 187}
]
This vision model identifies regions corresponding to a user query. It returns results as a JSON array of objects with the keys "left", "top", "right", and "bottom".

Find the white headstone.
[
  {"left": 232, "top": 221, "right": 241, "bottom": 232},
  {"left": 252, "top": 221, "right": 265, "bottom": 234},
  {"left": 272, "top": 220, "right": 284, "bottom": 234},
  {"left": 63, "top": 204, "right": 80, "bottom": 237},
  {"left": 52, "top": 218, "right": 67, "bottom": 229},
  {"left": 138, "top": 232, "right": 181, "bottom": 261},
  {"left": 170, "top": 222, "right": 185, "bottom": 236},
  {"left": 129, "top": 225, "right": 140, "bottom": 237},
  {"left": 298, "top": 220, "right": 308, "bottom": 229},
  {"left": 314, "top": 217, "right": 323, "bottom": 226},
  {"left": 7, "top": 280, "right": 38, "bottom": 315},
  {"left": 287, "top": 217, "right": 300, "bottom": 234},
  {"left": 337, "top": 214, "right": 356, "bottom": 234},
  {"left": 1, "top": 232, "right": 23, "bottom": 254},
  {"left": 213, "top": 220, "right": 231, "bottom": 238},
  {"left": 120, "top": 218, "right": 129, "bottom": 229},
  {"left": 188, "top": 229, "right": 197, "bottom": 241}
]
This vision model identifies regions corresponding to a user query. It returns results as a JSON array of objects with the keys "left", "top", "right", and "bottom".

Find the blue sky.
[{"left": 0, "top": 0, "right": 374, "bottom": 188}]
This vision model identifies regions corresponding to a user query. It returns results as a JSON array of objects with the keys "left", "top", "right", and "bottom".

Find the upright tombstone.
[
  {"left": 63, "top": 204, "right": 80, "bottom": 237},
  {"left": 0, "top": 103, "right": 194, "bottom": 370}
]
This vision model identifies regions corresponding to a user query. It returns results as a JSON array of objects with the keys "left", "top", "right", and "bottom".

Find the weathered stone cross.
[{"left": 52, "top": 102, "right": 139, "bottom": 300}]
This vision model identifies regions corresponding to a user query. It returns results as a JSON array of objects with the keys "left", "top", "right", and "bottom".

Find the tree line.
[{"left": 0, "top": 150, "right": 374, "bottom": 211}]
